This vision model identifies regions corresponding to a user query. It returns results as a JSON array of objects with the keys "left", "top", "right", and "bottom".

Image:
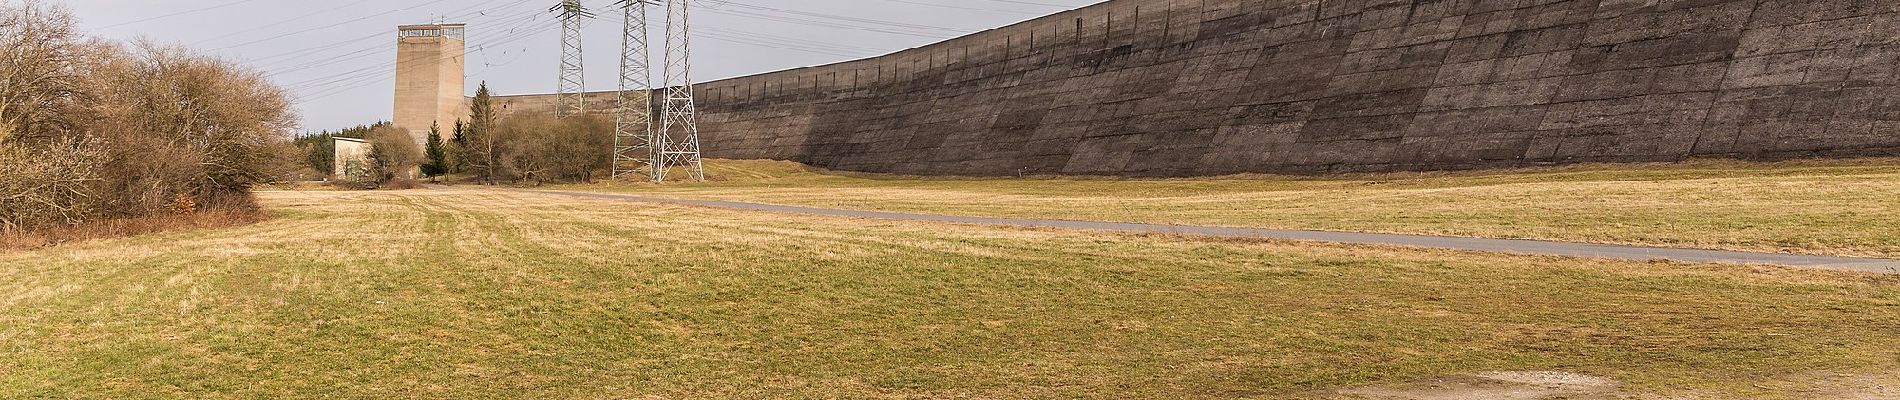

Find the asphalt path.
[{"left": 521, "top": 188, "right": 1900, "bottom": 274}]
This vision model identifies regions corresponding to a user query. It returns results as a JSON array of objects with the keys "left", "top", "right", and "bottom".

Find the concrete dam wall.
[{"left": 498, "top": 0, "right": 1900, "bottom": 176}]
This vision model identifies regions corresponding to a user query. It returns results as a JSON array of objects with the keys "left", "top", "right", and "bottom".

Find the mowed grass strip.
[
  {"left": 1, "top": 189, "right": 1896, "bottom": 399},
  {"left": 560, "top": 159, "right": 1900, "bottom": 258}
]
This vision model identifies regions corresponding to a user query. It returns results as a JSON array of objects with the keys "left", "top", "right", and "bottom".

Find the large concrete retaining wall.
[{"left": 499, "top": 0, "right": 1900, "bottom": 176}]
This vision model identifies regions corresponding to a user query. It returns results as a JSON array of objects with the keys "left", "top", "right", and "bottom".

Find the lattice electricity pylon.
[
  {"left": 612, "top": 0, "right": 658, "bottom": 180},
  {"left": 551, "top": 0, "right": 592, "bottom": 116},
  {"left": 655, "top": 0, "right": 704, "bottom": 182}
]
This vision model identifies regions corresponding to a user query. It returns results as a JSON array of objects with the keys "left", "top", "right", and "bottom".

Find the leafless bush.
[
  {"left": 84, "top": 41, "right": 296, "bottom": 207},
  {"left": 364, "top": 125, "right": 420, "bottom": 184},
  {"left": 0, "top": 0, "right": 98, "bottom": 231},
  {"left": 0, "top": 1, "right": 293, "bottom": 233},
  {"left": 0, "top": 207, "right": 262, "bottom": 251},
  {"left": 0, "top": 137, "right": 101, "bottom": 230},
  {"left": 498, "top": 112, "right": 611, "bottom": 184},
  {"left": 379, "top": 178, "right": 425, "bottom": 190}
]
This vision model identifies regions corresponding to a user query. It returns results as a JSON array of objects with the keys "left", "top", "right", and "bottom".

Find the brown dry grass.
[
  {"left": 559, "top": 158, "right": 1900, "bottom": 258},
  {"left": 2, "top": 188, "right": 1896, "bottom": 399},
  {"left": 378, "top": 178, "right": 427, "bottom": 190},
  {"left": 0, "top": 207, "right": 264, "bottom": 251}
]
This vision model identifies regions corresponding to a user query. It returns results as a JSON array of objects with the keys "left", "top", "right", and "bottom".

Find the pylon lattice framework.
[
  {"left": 656, "top": 0, "right": 704, "bottom": 182},
  {"left": 612, "top": 0, "right": 656, "bottom": 180},
  {"left": 552, "top": 0, "right": 590, "bottom": 116}
]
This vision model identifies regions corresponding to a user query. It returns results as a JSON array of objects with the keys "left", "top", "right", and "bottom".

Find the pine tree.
[
  {"left": 464, "top": 82, "right": 502, "bottom": 183},
  {"left": 422, "top": 122, "right": 447, "bottom": 177},
  {"left": 445, "top": 119, "right": 467, "bottom": 173}
]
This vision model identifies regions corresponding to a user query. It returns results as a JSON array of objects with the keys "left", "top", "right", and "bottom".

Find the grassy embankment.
[
  {"left": 560, "top": 159, "right": 1900, "bottom": 257},
  {"left": 2, "top": 189, "right": 1895, "bottom": 398}
]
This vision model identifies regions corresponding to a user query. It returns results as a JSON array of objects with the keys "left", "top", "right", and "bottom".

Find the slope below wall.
[{"left": 500, "top": 0, "right": 1900, "bottom": 176}]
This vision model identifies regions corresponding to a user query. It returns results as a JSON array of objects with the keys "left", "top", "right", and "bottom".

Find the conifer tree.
[
  {"left": 422, "top": 122, "right": 447, "bottom": 177},
  {"left": 445, "top": 119, "right": 467, "bottom": 173},
  {"left": 464, "top": 82, "right": 502, "bottom": 182}
]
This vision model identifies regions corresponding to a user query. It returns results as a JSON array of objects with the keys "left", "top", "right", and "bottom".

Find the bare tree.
[
  {"left": 364, "top": 125, "right": 421, "bottom": 184},
  {"left": 0, "top": 0, "right": 82, "bottom": 142}
]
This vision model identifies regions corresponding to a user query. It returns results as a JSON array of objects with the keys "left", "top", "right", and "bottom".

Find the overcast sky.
[{"left": 57, "top": 0, "right": 1099, "bottom": 133}]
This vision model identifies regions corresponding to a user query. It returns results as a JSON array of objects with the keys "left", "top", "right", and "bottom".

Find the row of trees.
[
  {"left": 315, "top": 84, "right": 612, "bottom": 186},
  {"left": 292, "top": 122, "right": 387, "bottom": 177},
  {"left": 0, "top": 1, "right": 296, "bottom": 231},
  {"left": 458, "top": 85, "right": 613, "bottom": 184}
]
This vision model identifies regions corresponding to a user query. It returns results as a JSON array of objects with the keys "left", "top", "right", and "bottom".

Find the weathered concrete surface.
[
  {"left": 393, "top": 24, "right": 466, "bottom": 148},
  {"left": 501, "top": 0, "right": 1900, "bottom": 176}
]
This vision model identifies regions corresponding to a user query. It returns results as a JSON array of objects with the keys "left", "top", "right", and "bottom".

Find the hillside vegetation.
[
  {"left": 564, "top": 158, "right": 1900, "bottom": 258},
  {"left": 1, "top": 189, "right": 1895, "bottom": 398}
]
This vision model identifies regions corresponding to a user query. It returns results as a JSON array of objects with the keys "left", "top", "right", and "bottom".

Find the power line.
[
  {"left": 288, "top": 19, "right": 558, "bottom": 101},
  {"left": 696, "top": 29, "right": 869, "bottom": 57},
  {"left": 290, "top": 0, "right": 1086, "bottom": 96},
  {"left": 284, "top": 13, "right": 545, "bottom": 90},
  {"left": 971, "top": 0, "right": 1085, "bottom": 8},
  {"left": 264, "top": 10, "right": 543, "bottom": 78},
  {"left": 190, "top": 0, "right": 380, "bottom": 47},
  {"left": 289, "top": 26, "right": 548, "bottom": 100},
  {"left": 96, "top": 0, "right": 264, "bottom": 29},
  {"left": 702, "top": 0, "right": 971, "bottom": 33},
  {"left": 872, "top": 0, "right": 1044, "bottom": 15},
  {"left": 698, "top": 8, "right": 946, "bottom": 38},
  {"left": 238, "top": 0, "right": 527, "bottom": 66},
  {"left": 215, "top": 0, "right": 462, "bottom": 51},
  {"left": 288, "top": 0, "right": 1100, "bottom": 126}
]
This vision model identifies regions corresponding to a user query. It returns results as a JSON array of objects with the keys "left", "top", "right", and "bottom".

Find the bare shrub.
[
  {"left": 0, "top": 137, "right": 101, "bottom": 230},
  {"left": 85, "top": 41, "right": 296, "bottom": 203},
  {"left": 364, "top": 125, "right": 421, "bottom": 184},
  {"left": 498, "top": 112, "right": 611, "bottom": 184},
  {"left": 0, "top": 1, "right": 99, "bottom": 231},
  {"left": 0, "top": 207, "right": 262, "bottom": 251},
  {"left": 379, "top": 178, "right": 425, "bottom": 190},
  {"left": 0, "top": 1, "right": 293, "bottom": 236}
]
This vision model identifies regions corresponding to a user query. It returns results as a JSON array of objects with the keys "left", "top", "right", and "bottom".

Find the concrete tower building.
[{"left": 392, "top": 24, "right": 466, "bottom": 147}]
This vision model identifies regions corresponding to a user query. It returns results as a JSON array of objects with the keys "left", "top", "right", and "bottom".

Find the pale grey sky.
[{"left": 58, "top": 0, "right": 1098, "bottom": 133}]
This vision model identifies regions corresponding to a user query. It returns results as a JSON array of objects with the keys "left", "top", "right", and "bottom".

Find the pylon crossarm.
[{"left": 554, "top": 0, "right": 589, "bottom": 117}]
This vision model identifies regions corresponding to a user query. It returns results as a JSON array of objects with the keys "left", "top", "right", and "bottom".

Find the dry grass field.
[
  {"left": 2, "top": 188, "right": 1897, "bottom": 398},
  {"left": 563, "top": 159, "right": 1900, "bottom": 258}
]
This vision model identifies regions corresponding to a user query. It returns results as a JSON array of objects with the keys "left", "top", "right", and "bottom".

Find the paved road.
[{"left": 525, "top": 189, "right": 1900, "bottom": 274}]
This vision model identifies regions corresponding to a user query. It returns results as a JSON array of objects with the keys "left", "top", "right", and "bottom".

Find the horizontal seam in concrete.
[{"left": 513, "top": 188, "right": 1900, "bottom": 274}]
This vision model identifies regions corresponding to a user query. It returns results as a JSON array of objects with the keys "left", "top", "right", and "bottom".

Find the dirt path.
[{"left": 521, "top": 188, "right": 1900, "bottom": 274}]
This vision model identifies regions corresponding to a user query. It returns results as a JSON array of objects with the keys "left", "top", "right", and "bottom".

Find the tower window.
[{"left": 398, "top": 27, "right": 464, "bottom": 39}]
